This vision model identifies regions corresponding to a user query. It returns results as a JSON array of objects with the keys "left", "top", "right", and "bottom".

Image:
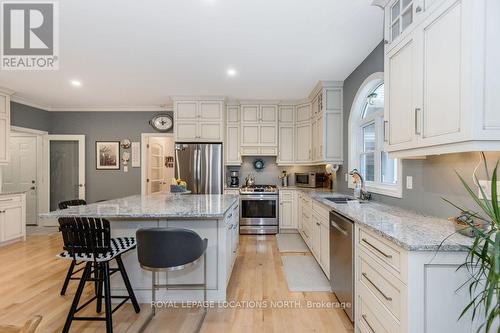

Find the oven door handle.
[{"left": 240, "top": 196, "right": 277, "bottom": 201}]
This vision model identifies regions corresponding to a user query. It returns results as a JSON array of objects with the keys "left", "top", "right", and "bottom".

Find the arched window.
[{"left": 348, "top": 73, "right": 402, "bottom": 198}]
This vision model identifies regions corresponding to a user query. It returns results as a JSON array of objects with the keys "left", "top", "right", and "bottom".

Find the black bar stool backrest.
[
  {"left": 136, "top": 228, "right": 207, "bottom": 269},
  {"left": 58, "top": 217, "right": 112, "bottom": 260},
  {"left": 58, "top": 199, "right": 87, "bottom": 210}
]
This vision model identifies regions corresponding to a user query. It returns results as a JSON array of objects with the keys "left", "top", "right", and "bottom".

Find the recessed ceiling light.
[
  {"left": 70, "top": 80, "right": 82, "bottom": 87},
  {"left": 227, "top": 68, "right": 237, "bottom": 77}
]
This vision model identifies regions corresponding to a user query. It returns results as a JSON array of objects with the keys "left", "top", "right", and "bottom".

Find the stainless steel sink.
[{"left": 325, "top": 197, "right": 366, "bottom": 204}]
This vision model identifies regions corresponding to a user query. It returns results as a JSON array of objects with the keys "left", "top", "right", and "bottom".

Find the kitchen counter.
[
  {"left": 39, "top": 193, "right": 239, "bottom": 219},
  {"left": 280, "top": 186, "right": 472, "bottom": 251},
  {"left": 39, "top": 193, "right": 239, "bottom": 303}
]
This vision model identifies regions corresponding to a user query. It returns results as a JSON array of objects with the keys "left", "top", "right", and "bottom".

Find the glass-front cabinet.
[{"left": 385, "top": 0, "right": 431, "bottom": 51}]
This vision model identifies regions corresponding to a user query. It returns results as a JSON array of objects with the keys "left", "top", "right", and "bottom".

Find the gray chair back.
[{"left": 136, "top": 228, "right": 207, "bottom": 270}]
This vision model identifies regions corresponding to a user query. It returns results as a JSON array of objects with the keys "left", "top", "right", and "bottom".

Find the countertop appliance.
[
  {"left": 239, "top": 185, "right": 278, "bottom": 234},
  {"left": 229, "top": 171, "right": 239, "bottom": 188},
  {"left": 330, "top": 210, "right": 355, "bottom": 322},
  {"left": 295, "top": 172, "right": 327, "bottom": 188},
  {"left": 174, "top": 143, "right": 223, "bottom": 194}
]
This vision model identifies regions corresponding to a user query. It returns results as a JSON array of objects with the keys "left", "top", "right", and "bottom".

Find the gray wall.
[
  {"left": 338, "top": 41, "right": 500, "bottom": 218},
  {"left": 10, "top": 102, "right": 51, "bottom": 132},
  {"left": 10, "top": 104, "right": 173, "bottom": 203}
]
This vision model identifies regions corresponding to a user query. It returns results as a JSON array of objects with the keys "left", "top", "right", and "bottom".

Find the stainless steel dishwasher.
[{"left": 329, "top": 210, "right": 354, "bottom": 322}]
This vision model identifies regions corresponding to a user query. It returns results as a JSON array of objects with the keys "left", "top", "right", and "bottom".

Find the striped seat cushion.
[{"left": 57, "top": 237, "right": 136, "bottom": 262}]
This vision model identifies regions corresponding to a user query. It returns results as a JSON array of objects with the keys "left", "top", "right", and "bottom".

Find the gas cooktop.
[{"left": 239, "top": 185, "right": 278, "bottom": 194}]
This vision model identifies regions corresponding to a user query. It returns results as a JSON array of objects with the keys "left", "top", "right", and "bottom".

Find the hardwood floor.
[{"left": 0, "top": 233, "right": 353, "bottom": 333}]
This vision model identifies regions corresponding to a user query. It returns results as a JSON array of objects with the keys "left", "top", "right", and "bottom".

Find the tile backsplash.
[{"left": 226, "top": 156, "right": 328, "bottom": 187}]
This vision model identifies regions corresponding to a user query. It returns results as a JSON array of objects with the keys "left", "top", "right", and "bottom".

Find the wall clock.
[{"left": 149, "top": 114, "right": 173, "bottom": 132}]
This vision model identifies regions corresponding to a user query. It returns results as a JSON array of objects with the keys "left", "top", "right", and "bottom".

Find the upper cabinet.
[
  {"left": 0, "top": 91, "right": 12, "bottom": 165},
  {"left": 174, "top": 98, "right": 224, "bottom": 142},
  {"left": 225, "top": 105, "right": 241, "bottom": 165},
  {"left": 383, "top": 0, "right": 500, "bottom": 158},
  {"left": 240, "top": 104, "right": 278, "bottom": 156}
]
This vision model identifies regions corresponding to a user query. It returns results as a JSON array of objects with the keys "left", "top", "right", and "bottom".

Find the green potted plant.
[{"left": 443, "top": 159, "right": 499, "bottom": 332}]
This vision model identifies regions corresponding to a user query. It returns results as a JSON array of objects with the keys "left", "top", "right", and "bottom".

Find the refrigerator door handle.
[
  {"left": 193, "top": 147, "right": 199, "bottom": 194},
  {"left": 196, "top": 146, "right": 202, "bottom": 194}
]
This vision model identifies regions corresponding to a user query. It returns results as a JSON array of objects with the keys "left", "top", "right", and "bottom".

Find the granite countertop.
[
  {"left": 39, "top": 193, "right": 239, "bottom": 219},
  {"left": 281, "top": 187, "right": 472, "bottom": 252}
]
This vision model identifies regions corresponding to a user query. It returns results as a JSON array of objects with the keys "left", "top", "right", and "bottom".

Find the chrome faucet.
[{"left": 349, "top": 169, "right": 371, "bottom": 201}]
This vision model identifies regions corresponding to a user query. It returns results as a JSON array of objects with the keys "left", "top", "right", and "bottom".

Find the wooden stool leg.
[
  {"left": 60, "top": 260, "right": 76, "bottom": 296},
  {"left": 116, "top": 256, "right": 141, "bottom": 313},
  {"left": 103, "top": 261, "right": 113, "bottom": 333},
  {"left": 62, "top": 262, "right": 91, "bottom": 333}
]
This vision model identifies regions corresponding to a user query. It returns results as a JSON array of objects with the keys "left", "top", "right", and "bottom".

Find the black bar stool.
[
  {"left": 58, "top": 199, "right": 87, "bottom": 296},
  {"left": 136, "top": 228, "right": 208, "bottom": 333},
  {"left": 58, "top": 217, "right": 140, "bottom": 333}
]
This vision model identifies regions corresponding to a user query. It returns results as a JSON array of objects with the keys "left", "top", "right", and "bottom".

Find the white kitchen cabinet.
[
  {"left": 0, "top": 193, "right": 26, "bottom": 245},
  {"left": 295, "top": 122, "right": 311, "bottom": 163},
  {"left": 225, "top": 203, "right": 239, "bottom": 285},
  {"left": 240, "top": 104, "right": 278, "bottom": 155},
  {"left": 0, "top": 92, "right": 11, "bottom": 165},
  {"left": 296, "top": 103, "right": 311, "bottom": 123},
  {"left": 311, "top": 214, "right": 321, "bottom": 259},
  {"left": 383, "top": 0, "right": 500, "bottom": 158},
  {"left": 227, "top": 105, "right": 240, "bottom": 123},
  {"left": 279, "top": 105, "right": 294, "bottom": 124},
  {"left": 226, "top": 125, "right": 241, "bottom": 165},
  {"left": 279, "top": 190, "right": 296, "bottom": 230},
  {"left": 320, "top": 222, "right": 330, "bottom": 275},
  {"left": 241, "top": 105, "right": 260, "bottom": 122},
  {"left": 174, "top": 99, "right": 224, "bottom": 142},
  {"left": 277, "top": 126, "right": 294, "bottom": 164},
  {"left": 355, "top": 225, "right": 483, "bottom": 333}
]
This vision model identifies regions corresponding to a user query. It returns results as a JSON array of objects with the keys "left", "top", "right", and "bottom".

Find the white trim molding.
[{"left": 347, "top": 72, "right": 403, "bottom": 198}]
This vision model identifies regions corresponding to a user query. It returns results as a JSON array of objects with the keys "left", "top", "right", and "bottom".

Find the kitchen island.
[{"left": 40, "top": 193, "right": 240, "bottom": 303}]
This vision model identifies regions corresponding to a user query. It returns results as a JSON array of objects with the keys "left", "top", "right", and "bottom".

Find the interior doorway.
[
  {"left": 2, "top": 127, "right": 47, "bottom": 226},
  {"left": 141, "top": 133, "right": 175, "bottom": 195},
  {"left": 47, "top": 135, "right": 86, "bottom": 211}
]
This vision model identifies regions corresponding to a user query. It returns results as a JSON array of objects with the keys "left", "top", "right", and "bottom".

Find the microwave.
[{"left": 295, "top": 172, "right": 327, "bottom": 188}]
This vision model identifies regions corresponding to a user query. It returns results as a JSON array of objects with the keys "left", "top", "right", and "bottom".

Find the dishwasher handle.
[{"left": 330, "top": 220, "right": 348, "bottom": 236}]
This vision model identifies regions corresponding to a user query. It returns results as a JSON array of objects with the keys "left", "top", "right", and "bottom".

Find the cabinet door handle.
[
  {"left": 416, "top": 5, "right": 422, "bottom": 13},
  {"left": 414, "top": 108, "right": 422, "bottom": 135},
  {"left": 0, "top": 198, "right": 13, "bottom": 202},
  {"left": 361, "top": 314, "right": 375, "bottom": 333},
  {"left": 383, "top": 120, "right": 389, "bottom": 142},
  {"left": 361, "top": 238, "right": 393, "bottom": 258},
  {"left": 362, "top": 272, "right": 392, "bottom": 301},
  {"left": 316, "top": 222, "right": 321, "bottom": 226}
]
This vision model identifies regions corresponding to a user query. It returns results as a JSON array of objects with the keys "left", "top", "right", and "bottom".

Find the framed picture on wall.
[{"left": 96, "top": 141, "right": 120, "bottom": 170}]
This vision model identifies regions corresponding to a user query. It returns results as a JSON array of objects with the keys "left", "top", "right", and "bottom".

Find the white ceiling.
[{"left": 0, "top": 0, "right": 383, "bottom": 110}]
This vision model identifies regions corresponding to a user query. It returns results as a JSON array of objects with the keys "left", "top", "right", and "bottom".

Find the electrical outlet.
[
  {"left": 406, "top": 176, "right": 413, "bottom": 190},
  {"left": 478, "top": 180, "right": 500, "bottom": 200}
]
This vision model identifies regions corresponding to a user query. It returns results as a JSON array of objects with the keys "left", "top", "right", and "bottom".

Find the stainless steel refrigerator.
[{"left": 174, "top": 143, "right": 223, "bottom": 194}]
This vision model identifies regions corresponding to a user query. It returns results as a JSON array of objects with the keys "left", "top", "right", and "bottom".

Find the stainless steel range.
[{"left": 239, "top": 185, "right": 278, "bottom": 235}]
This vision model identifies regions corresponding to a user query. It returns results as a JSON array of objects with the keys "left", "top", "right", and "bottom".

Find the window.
[{"left": 348, "top": 73, "right": 402, "bottom": 198}]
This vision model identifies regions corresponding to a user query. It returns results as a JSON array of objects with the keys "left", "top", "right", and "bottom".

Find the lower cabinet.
[
  {"left": 0, "top": 193, "right": 26, "bottom": 245},
  {"left": 355, "top": 225, "right": 483, "bottom": 333},
  {"left": 296, "top": 192, "right": 330, "bottom": 278},
  {"left": 225, "top": 203, "right": 239, "bottom": 285},
  {"left": 279, "top": 190, "right": 296, "bottom": 230}
]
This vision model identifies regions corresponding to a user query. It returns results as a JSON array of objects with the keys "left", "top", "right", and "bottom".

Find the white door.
[
  {"left": 2, "top": 135, "right": 37, "bottom": 225},
  {"left": 147, "top": 141, "right": 165, "bottom": 194},
  {"left": 2, "top": 205, "right": 23, "bottom": 241},
  {"left": 260, "top": 105, "right": 278, "bottom": 123},
  {"left": 385, "top": 34, "right": 418, "bottom": 151},
  {"left": 48, "top": 135, "right": 85, "bottom": 211},
  {"left": 418, "top": 0, "right": 464, "bottom": 147},
  {"left": 226, "top": 125, "right": 240, "bottom": 165},
  {"left": 295, "top": 122, "right": 311, "bottom": 162},
  {"left": 279, "top": 199, "right": 293, "bottom": 228},
  {"left": 241, "top": 105, "right": 260, "bottom": 122},
  {"left": 278, "top": 126, "right": 294, "bottom": 164},
  {"left": 320, "top": 222, "right": 329, "bottom": 274}
]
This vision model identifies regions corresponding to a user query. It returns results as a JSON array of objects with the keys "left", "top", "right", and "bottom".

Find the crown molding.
[
  {"left": 10, "top": 95, "right": 51, "bottom": 110},
  {"left": 0, "top": 86, "right": 16, "bottom": 96},
  {"left": 170, "top": 95, "right": 226, "bottom": 102},
  {"left": 308, "top": 80, "right": 344, "bottom": 100},
  {"left": 49, "top": 105, "right": 173, "bottom": 112}
]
